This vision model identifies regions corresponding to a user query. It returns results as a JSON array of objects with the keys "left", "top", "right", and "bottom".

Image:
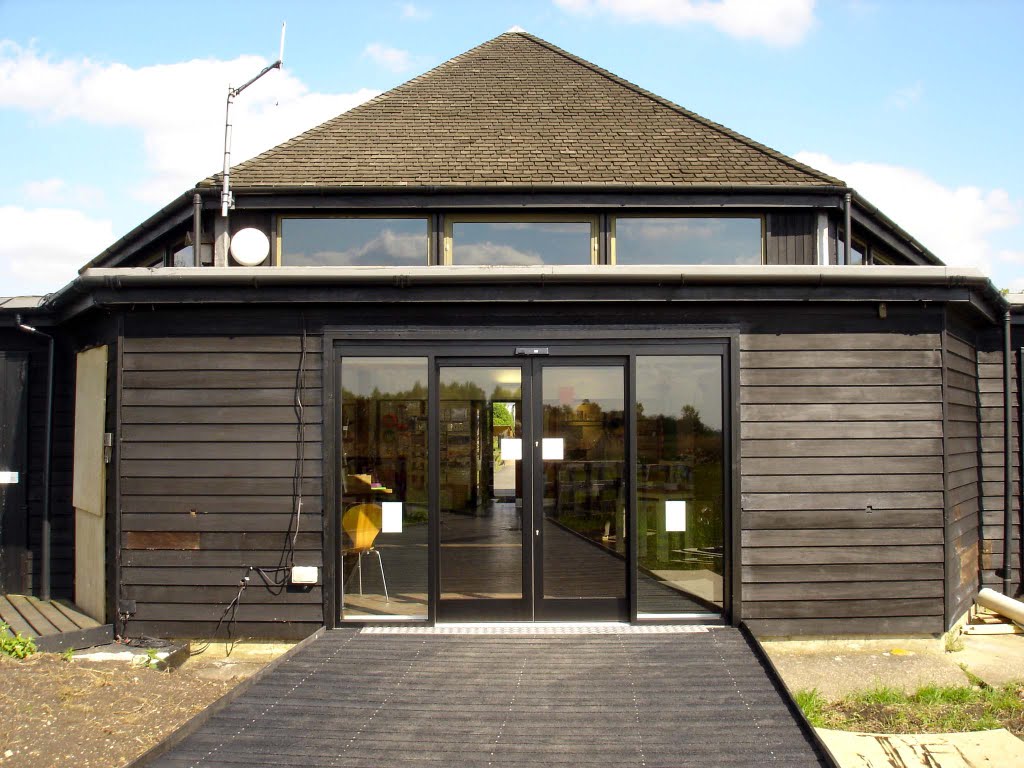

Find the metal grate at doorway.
[{"left": 361, "top": 623, "right": 712, "bottom": 635}]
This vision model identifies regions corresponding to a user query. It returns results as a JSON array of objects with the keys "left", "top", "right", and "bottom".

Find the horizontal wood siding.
[
  {"left": 943, "top": 329, "right": 980, "bottom": 626},
  {"left": 765, "top": 213, "right": 817, "bottom": 266},
  {"left": 119, "top": 332, "right": 324, "bottom": 639},
  {"left": 741, "top": 330, "right": 946, "bottom": 635},
  {"left": 976, "top": 327, "right": 1022, "bottom": 595}
]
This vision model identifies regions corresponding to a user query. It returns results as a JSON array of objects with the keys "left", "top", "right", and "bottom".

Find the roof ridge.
[
  {"left": 203, "top": 34, "right": 516, "bottom": 186},
  {"left": 514, "top": 32, "right": 843, "bottom": 187}
]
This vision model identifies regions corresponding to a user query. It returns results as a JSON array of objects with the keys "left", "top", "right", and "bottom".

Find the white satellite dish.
[{"left": 230, "top": 228, "right": 271, "bottom": 266}]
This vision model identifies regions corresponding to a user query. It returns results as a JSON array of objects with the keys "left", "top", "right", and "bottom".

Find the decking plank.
[
  {"left": 52, "top": 599, "right": 102, "bottom": 629},
  {"left": 0, "top": 595, "right": 35, "bottom": 637},
  {"left": 27, "top": 596, "right": 79, "bottom": 633},
  {"left": 142, "top": 628, "right": 827, "bottom": 768},
  {"left": 6, "top": 594, "right": 59, "bottom": 636}
]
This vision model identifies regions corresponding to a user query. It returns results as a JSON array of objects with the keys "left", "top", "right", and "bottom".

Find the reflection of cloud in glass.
[
  {"left": 453, "top": 241, "right": 544, "bottom": 266},
  {"left": 454, "top": 221, "right": 591, "bottom": 265},
  {"left": 291, "top": 230, "right": 426, "bottom": 266},
  {"left": 482, "top": 222, "right": 590, "bottom": 234},
  {"left": 282, "top": 218, "right": 429, "bottom": 266},
  {"left": 616, "top": 217, "right": 761, "bottom": 266},
  {"left": 627, "top": 219, "right": 719, "bottom": 241}
]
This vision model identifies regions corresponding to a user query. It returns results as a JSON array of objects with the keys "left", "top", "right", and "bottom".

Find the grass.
[{"left": 796, "top": 682, "right": 1024, "bottom": 736}]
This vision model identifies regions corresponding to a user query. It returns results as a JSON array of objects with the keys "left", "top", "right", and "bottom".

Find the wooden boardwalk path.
[
  {"left": 144, "top": 626, "right": 828, "bottom": 767},
  {"left": 0, "top": 594, "right": 112, "bottom": 652}
]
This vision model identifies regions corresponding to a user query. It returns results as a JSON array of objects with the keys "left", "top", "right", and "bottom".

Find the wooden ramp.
[
  {"left": 141, "top": 626, "right": 832, "bottom": 767},
  {"left": 0, "top": 594, "right": 113, "bottom": 652}
]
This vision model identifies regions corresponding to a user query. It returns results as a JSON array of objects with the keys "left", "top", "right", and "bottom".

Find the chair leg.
[
  {"left": 374, "top": 549, "right": 389, "bottom": 602},
  {"left": 357, "top": 552, "right": 363, "bottom": 595}
]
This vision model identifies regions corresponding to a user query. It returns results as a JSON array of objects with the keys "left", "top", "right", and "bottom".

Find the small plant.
[
  {"left": 0, "top": 622, "right": 37, "bottom": 659},
  {"left": 60, "top": 647, "right": 75, "bottom": 662},
  {"left": 134, "top": 647, "right": 163, "bottom": 670},
  {"left": 944, "top": 630, "right": 965, "bottom": 653}
]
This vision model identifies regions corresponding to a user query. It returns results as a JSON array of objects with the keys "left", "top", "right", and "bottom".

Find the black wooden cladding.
[
  {"left": 765, "top": 212, "right": 818, "bottom": 265},
  {"left": 975, "top": 327, "right": 1022, "bottom": 596},
  {"left": 740, "top": 329, "right": 946, "bottom": 635},
  {"left": 119, "top": 332, "right": 324, "bottom": 639},
  {"left": 943, "top": 330, "right": 982, "bottom": 625}
]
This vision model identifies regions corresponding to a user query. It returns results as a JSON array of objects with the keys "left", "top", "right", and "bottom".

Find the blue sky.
[{"left": 1, "top": 0, "right": 1021, "bottom": 294}]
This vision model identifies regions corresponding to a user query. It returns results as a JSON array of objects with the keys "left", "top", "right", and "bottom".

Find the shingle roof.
[{"left": 204, "top": 31, "right": 843, "bottom": 190}]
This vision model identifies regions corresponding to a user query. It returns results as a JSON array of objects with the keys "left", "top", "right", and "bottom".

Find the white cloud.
[
  {"left": 363, "top": 43, "right": 414, "bottom": 73},
  {"left": 553, "top": 0, "right": 816, "bottom": 47},
  {"left": 887, "top": 82, "right": 923, "bottom": 110},
  {"left": 0, "top": 206, "right": 114, "bottom": 295},
  {"left": 795, "top": 152, "right": 1022, "bottom": 276},
  {"left": 0, "top": 41, "right": 379, "bottom": 204},
  {"left": 400, "top": 3, "right": 431, "bottom": 20},
  {"left": 23, "top": 178, "right": 105, "bottom": 207}
]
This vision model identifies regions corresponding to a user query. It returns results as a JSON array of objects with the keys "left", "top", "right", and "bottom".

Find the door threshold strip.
[{"left": 360, "top": 623, "right": 712, "bottom": 635}]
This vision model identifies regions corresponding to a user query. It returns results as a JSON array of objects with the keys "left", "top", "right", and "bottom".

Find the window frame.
[
  {"left": 609, "top": 214, "right": 766, "bottom": 266},
  {"left": 443, "top": 213, "right": 600, "bottom": 266},
  {"left": 275, "top": 213, "right": 435, "bottom": 267}
]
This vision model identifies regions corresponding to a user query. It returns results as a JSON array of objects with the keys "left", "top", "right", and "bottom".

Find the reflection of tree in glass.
[
  {"left": 438, "top": 381, "right": 522, "bottom": 401},
  {"left": 680, "top": 404, "right": 711, "bottom": 435}
]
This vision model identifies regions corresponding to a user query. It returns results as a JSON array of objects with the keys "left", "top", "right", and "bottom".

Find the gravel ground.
[{"left": 0, "top": 652, "right": 234, "bottom": 768}]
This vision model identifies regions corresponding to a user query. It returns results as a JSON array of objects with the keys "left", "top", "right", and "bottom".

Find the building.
[{"left": 0, "top": 32, "right": 1020, "bottom": 641}]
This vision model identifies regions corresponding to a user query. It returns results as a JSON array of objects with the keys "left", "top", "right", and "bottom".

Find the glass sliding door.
[
  {"left": 635, "top": 356, "right": 724, "bottom": 617},
  {"left": 339, "top": 358, "right": 429, "bottom": 619},
  {"left": 535, "top": 364, "right": 627, "bottom": 620},
  {"left": 438, "top": 365, "right": 529, "bottom": 619}
]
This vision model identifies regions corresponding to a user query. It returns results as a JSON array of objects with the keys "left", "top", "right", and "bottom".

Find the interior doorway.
[{"left": 437, "top": 359, "right": 628, "bottom": 621}]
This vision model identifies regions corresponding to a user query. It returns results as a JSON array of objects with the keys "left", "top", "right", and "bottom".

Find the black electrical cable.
[{"left": 291, "top": 318, "right": 307, "bottom": 560}]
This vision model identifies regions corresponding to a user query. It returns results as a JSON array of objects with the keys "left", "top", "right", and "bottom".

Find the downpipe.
[{"left": 1004, "top": 310, "right": 1015, "bottom": 595}]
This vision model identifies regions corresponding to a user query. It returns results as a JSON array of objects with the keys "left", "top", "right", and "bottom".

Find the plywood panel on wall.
[{"left": 73, "top": 345, "right": 108, "bottom": 622}]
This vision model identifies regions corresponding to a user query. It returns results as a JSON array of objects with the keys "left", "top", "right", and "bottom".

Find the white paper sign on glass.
[
  {"left": 665, "top": 500, "right": 687, "bottom": 532},
  {"left": 542, "top": 438, "right": 564, "bottom": 461},
  {"left": 0, "top": 471, "right": 18, "bottom": 484},
  {"left": 500, "top": 438, "right": 522, "bottom": 461},
  {"left": 381, "top": 502, "right": 403, "bottom": 533}
]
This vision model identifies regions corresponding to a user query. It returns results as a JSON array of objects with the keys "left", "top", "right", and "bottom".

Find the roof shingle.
[{"left": 206, "top": 32, "right": 843, "bottom": 190}]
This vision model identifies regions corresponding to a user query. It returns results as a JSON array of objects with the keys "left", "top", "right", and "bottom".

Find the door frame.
[
  {"left": 433, "top": 356, "right": 631, "bottom": 622},
  {"left": 324, "top": 325, "right": 741, "bottom": 627}
]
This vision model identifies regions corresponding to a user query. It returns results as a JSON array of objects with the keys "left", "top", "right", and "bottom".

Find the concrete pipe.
[{"left": 977, "top": 587, "right": 1024, "bottom": 626}]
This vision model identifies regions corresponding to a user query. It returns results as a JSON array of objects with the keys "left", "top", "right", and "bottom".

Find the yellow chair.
[{"left": 342, "top": 503, "right": 389, "bottom": 603}]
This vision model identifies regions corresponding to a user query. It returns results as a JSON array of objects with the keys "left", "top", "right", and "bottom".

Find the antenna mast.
[{"left": 221, "top": 22, "right": 286, "bottom": 217}]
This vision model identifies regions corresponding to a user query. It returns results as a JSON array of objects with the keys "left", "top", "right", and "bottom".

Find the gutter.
[
  {"left": 29, "top": 264, "right": 1007, "bottom": 316},
  {"left": 78, "top": 190, "right": 194, "bottom": 272},
  {"left": 210, "top": 182, "right": 854, "bottom": 195},
  {"left": 72, "top": 263, "right": 997, "bottom": 288}
]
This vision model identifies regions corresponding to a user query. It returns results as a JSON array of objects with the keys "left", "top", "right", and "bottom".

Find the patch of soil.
[{"left": 0, "top": 653, "right": 236, "bottom": 768}]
